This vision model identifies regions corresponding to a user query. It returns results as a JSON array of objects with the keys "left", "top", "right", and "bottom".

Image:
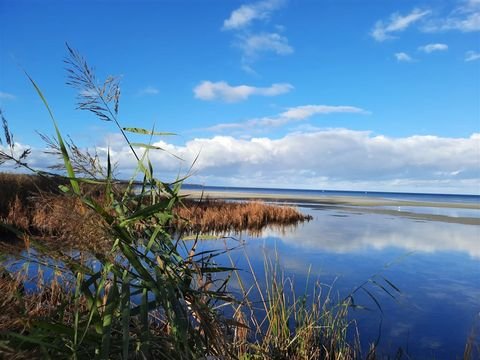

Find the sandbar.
[{"left": 180, "top": 190, "right": 480, "bottom": 226}]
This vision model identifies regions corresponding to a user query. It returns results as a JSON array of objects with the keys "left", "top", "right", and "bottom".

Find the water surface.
[{"left": 196, "top": 201, "right": 480, "bottom": 359}]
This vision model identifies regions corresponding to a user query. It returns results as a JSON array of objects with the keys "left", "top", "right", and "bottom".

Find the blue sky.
[{"left": 1, "top": 0, "right": 479, "bottom": 193}]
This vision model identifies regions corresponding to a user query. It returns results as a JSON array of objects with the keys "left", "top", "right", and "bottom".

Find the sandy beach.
[{"left": 180, "top": 190, "right": 480, "bottom": 226}]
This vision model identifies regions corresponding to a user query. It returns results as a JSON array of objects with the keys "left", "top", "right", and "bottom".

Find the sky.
[{"left": 0, "top": 0, "right": 479, "bottom": 194}]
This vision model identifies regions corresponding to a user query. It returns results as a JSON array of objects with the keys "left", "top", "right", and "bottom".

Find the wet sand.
[{"left": 180, "top": 190, "right": 480, "bottom": 226}]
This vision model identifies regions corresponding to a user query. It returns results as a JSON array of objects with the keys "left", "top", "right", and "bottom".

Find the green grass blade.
[
  {"left": 121, "top": 270, "right": 131, "bottom": 359},
  {"left": 130, "top": 142, "right": 165, "bottom": 150},
  {"left": 140, "top": 287, "right": 150, "bottom": 356},
  {"left": 100, "top": 278, "right": 119, "bottom": 359},
  {"left": 24, "top": 72, "right": 80, "bottom": 195},
  {"left": 130, "top": 143, "right": 183, "bottom": 160},
  {"left": 73, "top": 271, "right": 84, "bottom": 351}
]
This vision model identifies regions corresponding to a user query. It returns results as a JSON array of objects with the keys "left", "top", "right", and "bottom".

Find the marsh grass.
[
  {"left": 0, "top": 45, "right": 240, "bottom": 359},
  {"left": 226, "top": 249, "right": 371, "bottom": 360},
  {"left": 0, "top": 174, "right": 311, "bottom": 250},
  {"left": 173, "top": 198, "right": 312, "bottom": 236},
  {"left": 0, "top": 173, "right": 65, "bottom": 216}
]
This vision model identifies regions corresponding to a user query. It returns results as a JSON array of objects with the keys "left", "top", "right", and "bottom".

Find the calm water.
[
  {"left": 5, "top": 187, "right": 480, "bottom": 359},
  {"left": 183, "top": 184, "right": 480, "bottom": 204},
  {"left": 190, "top": 191, "right": 480, "bottom": 359}
]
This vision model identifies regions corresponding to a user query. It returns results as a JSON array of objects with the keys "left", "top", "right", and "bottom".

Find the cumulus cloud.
[
  {"left": 465, "top": 50, "right": 480, "bottom": 61},
  {"left": 87, "top": 130, "right": 479, "bottom": 194},
  {"left": 5, "top": 130, "right": 480, "bottom": 194},
  {"left": 208, "top": 105, "right": 367, "bottom": 131},
  {"left": 0, "top": 91, "right": 16, "bottom": 100},
  {"left": 193, "top": 81, "right": 293, "bottom": 102},
  {"left": 371, "top": 8, "right": 431, "bottom": 41},
  {"left": 223, "top": 0, "right": 284, "bottom": 30},
  {"left": 418, "top": 43, "right": 449, "bottom": 53},
  {"left": 138, "top": 86, "right": 159, "bottom": 96},
  {"left": 395, "top": 52, "right": 415, "bottom": 62}
]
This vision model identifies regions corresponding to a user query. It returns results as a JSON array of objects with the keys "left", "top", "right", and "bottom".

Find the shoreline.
[{"left": 180, "top": 190, "right": 480, "bottom": 226}]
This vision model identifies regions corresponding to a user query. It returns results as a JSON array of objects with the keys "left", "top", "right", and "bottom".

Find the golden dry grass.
[
  {"left": 1, "top": 173, "right": 312, "bottom": 249},
  {"left": 0, "top": 173, "right": 64, "bottom": 214},
  {"left": 175, "top": 198, "right": 312, "bottom": 235}
]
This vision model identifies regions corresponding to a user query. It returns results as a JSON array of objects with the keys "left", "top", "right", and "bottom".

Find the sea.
[
  {"left": 183, "top": 184, "right": 480, "bottom": 204},
  {"left": 6, "top": 185, "right": 480, "bottom": 358},
  {"left": 184, "top": 185, "right": 480, "bottom": 359}
]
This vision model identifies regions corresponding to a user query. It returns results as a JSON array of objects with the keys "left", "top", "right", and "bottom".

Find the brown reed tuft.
[
  {"left": 175, "top": 198, "right": 312, "bottom": 236},
  {"left": 1, "top": 173, "right": 312, "bottom": 249}
]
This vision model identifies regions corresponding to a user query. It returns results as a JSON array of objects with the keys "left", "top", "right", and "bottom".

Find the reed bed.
[
  {"left": 0, "top": 174, "right": 312, "bottom": 249},
  {"left": 175, "top": 198, "right": 312, "bottom": 235},
  {"left": 0, "top": 173, "right": 64, "bottom": 215},
  {"left": 229, "top": 253, "right": 362, "bottom": 360}
]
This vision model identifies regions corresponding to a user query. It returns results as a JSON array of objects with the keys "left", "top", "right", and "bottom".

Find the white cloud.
[
  {"left": 0, "top": 142, "right": 54, "bottom": 171},
  {"left": 139, "top": 86, "right": 159, "bottom": 96},
  {"left": 424, "top": 13, "right": 480, "bottom": 32},
  {"left": 264, "top": 215, "right": 480, "bottom": 258},
  {"left": 208, "top": 105, "right": 368, "bottom": 131},
  {"left": 238, "top": 32, "right": 293, "bottom": 60},
  {"left": 422, "top": 0, "right": 480, "bottom": 32},
  {"left": 193, "top": 81, "right": 293, "bottom": 102},
  {"left": 0, "top": 91, "right": 16, "bottom": 100},
  {"left": 223, "top": 0, "right": 284, "bottom": 30},
  {"left": 418, "top": 43, "right": 449, "bottom": 53},
  {"left": 6, "top": 131, "right": 479, "bottom": 194},
  {"left": 93, "top": 130, "right": 480, "bottom": 194},
  {"left": 465, "top": 50, "right": 480, "bottom": 61},
  {"left": 371, "top": 8, "right": 431, "bottom": 41},
  {"left": 279, "top": 105, "right": 367, "bottom": 120},
  {"left": 223, "top": 1, "right": 292, "bottom": 72},
  {"left": 395, "top": 52, "right": 415, "bottom": 62}
]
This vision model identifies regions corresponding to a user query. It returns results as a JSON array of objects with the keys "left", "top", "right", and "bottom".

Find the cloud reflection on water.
[{"left": 258, "top": 208, "right": 480, "bottom": 258}]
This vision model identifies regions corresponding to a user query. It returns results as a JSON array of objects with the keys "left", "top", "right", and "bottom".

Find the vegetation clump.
[
  {"left": 176, "top": 198, "right": 312, "bottom": 235},
  {"left": 0, "top": 173, "right": 312, "bottom": 250}
]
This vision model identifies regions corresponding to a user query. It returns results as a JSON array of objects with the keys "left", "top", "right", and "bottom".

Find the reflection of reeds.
[
  {"left": 0, "top": 268, "right": 74, "bottom": 333},
  {"left": 465, "top": 316, "right": 480, "bottom": 360}
]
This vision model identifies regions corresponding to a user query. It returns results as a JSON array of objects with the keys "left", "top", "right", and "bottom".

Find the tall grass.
[
  {"left": 0, "top": 45, "right": 239, "bottom": 359},
  {"left": 226, "top": 247, "right": 384, "bottom": 360},
  {"left": 0, "top": 173, "right": 65, "bottom": 217},
  {"left": 0, "top": 175, "right": 311, "bottom": 249},
  {"left": 159, "top": 198, "right": 311, "bottom": 236}
]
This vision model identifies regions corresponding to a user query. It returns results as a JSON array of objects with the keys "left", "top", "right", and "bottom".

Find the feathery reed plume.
[{"left": 0, "top": 109, "right": 30, "bottom": 167}]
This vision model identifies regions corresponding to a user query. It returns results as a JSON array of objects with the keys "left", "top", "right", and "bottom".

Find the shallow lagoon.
[
  {"left": 3, "top": 193, "right": 479, "bottom": 358},
  {"left": 197, "top": 203, "right": 480, "bottom": 358}
]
